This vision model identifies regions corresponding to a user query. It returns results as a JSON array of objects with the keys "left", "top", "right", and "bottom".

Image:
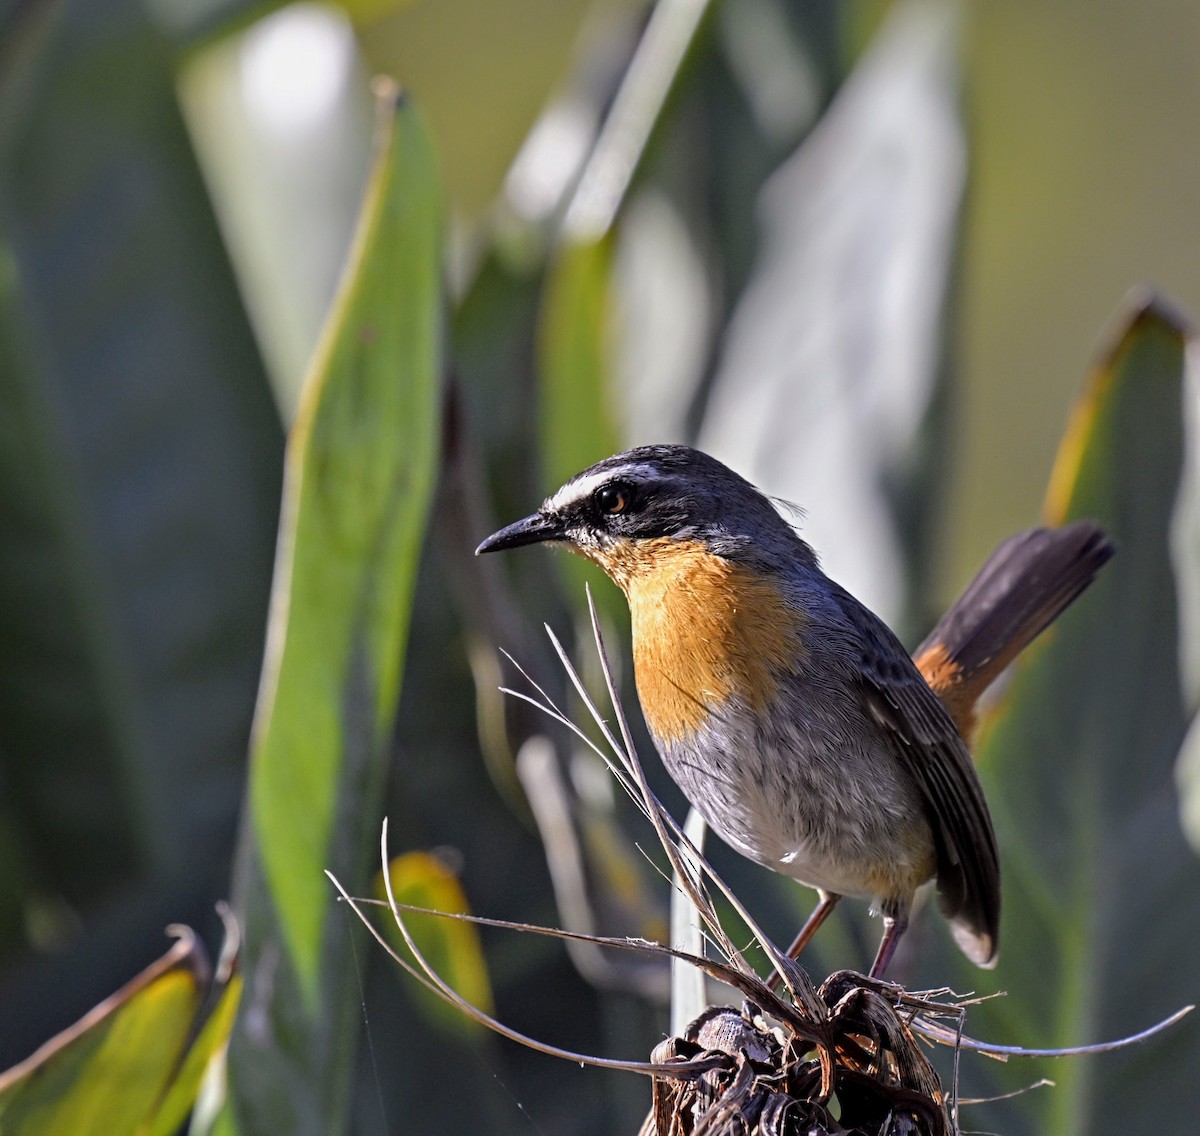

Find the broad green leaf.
[
  {"left": 376, "top": 852, "right": 493, "bottom": 1035},
  {"left": 537, "top": 237, "right": 622, "bottom": 608},
  {"left": 936, "top": 296, "right": 1200, "bottom": 1136},
  {"left": 223, "top": 82, "right": 441, "bottom": 1135},
  {"left": 247, "top": 79, "right": 440, "bottom": 1003},
  {"left": 0, "top": 931, "right": 208, "bottom": 1135},
  {"left": 538, "top": 236, "right": 621, "bottom": 496}
]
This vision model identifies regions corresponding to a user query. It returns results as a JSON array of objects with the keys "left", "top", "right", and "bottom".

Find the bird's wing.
[{"left": 835, "top": 587, "right": 1001, "bottom": 964}]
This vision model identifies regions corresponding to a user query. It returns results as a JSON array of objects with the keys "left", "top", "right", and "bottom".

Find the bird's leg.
[
  {"left": 766, "top": 892, "right": 840, "bottom": 991},
  {"left": 868, "top": 911, "right": 909, "bottom": 979},
  {"left": 786, "top": 891, "right": 841, "bottom": 960}
]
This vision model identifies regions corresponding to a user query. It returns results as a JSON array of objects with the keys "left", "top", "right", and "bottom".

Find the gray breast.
[{"left": 652, "top": 677, "right": 935, "bottom": 901}]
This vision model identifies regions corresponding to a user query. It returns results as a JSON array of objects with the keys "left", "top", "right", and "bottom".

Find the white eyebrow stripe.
[{"left": 546, "top": 463, "right": 662, "bottom": 512}]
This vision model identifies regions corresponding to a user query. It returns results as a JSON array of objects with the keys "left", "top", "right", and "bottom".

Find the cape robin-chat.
[{"left": 477, "top": 445, "right": 1113, "bottom": 977}]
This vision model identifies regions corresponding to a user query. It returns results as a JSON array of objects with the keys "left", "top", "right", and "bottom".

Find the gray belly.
[{"left": 655, "top": 699, "right": 935, "bottom": 901}]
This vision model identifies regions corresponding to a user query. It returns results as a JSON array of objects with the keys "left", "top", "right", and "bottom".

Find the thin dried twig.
[
  {"left": 915, "top": 1005, "right": 1194, "bottom": 1060},
  {"left": 327, "top": 831, "right": 723, "bottom": 1079},
  {"left": 342, "top": 891, "right": 822, "bottom": 1043}
]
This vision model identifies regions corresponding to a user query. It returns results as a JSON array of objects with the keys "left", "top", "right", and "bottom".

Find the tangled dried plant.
[{"left": 328, "top": 590, "right": 1191, "bottom": 1135}]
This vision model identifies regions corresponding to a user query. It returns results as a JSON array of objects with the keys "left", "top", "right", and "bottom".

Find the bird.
[{"left": 476, "top": 444, "right": 1114, "bottom": 978}]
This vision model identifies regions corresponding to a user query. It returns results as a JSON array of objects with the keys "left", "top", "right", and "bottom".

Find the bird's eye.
[{"left": 594, "top": 481, "right": 634, "bottom": 516}]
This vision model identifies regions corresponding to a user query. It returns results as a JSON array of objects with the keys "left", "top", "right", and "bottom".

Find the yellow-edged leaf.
[
  {"left": 0, "top": 933, "right": 206, "bottom": 1136},
  {"left": 938, "top": 294, "right": 1200, "bottom": 1135},
  {"left": 246, "top": 80, "right": 442, "bottom": 1005}
]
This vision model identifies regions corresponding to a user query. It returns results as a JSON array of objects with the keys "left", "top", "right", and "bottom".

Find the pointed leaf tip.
[
  {"left": 1044, "top": 290, "right": 1191, "bottom": 525},
  {"left": 1113, "top": 286, "right": 1193, "bottom": 341}
]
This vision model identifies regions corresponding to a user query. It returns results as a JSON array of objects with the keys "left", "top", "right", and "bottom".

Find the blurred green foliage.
[
  {"left": 0, "top": 0, "right": 282, "bottom": 1069},
  {"left": 1, "top": 1, "right": 1199, "bottom": 1134}
]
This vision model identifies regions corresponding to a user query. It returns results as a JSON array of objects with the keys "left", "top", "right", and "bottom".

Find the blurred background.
[
  {"left": 176, "top": 0, "right": 1200, "bottom": 591},
  {"left": 2, "top": 0, "right": 1200, "bottom": 1133}
]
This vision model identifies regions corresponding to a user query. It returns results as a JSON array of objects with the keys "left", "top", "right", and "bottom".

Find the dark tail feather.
[{"left": 914, "top": 522, "right": 1115, "bottom": 739}]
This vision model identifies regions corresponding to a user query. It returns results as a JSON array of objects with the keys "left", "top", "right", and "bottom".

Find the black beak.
[{"left": 475, "top": 512, "right": 566, "bottom": 555}]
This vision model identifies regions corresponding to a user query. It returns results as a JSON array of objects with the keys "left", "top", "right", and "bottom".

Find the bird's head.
[{"left": 475, "top": 445, "right": 814, "bottom": 587}]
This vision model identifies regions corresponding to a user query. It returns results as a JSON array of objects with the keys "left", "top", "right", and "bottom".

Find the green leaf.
[
  {"left": 245, "top": 80, "right": 441, "bottom": 1001},
  {"left": 376, "top": 852, "right": 493, "bottom": 1035},
  {"left": 0, "top": 931, "right": 214, "bottom": 1136},
  {"left": 538, "top": 236, "right": 621, "bottom": 495},
  {"left": 945, "top": 295, "right": 1200, "bottom": 1136},
  {"left": 223, "top": 82, "right": 442, "bottom": 1134},
  {"left": 537, "top": 237, "right": 622, "bottom": 608}
]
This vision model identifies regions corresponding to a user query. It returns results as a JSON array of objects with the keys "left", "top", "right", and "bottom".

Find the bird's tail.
[{"left": 914, "top": 522, "right": 1115, "bottom": 740}]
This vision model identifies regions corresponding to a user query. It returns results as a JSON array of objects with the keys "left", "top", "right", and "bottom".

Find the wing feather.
[{"left": 834, "top": 585, "right": 1001, "bottom": 964}]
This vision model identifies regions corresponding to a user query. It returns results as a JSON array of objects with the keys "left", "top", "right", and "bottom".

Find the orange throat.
[{"left": 581, "top": 538, "right": 806, "bottom": 742}]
